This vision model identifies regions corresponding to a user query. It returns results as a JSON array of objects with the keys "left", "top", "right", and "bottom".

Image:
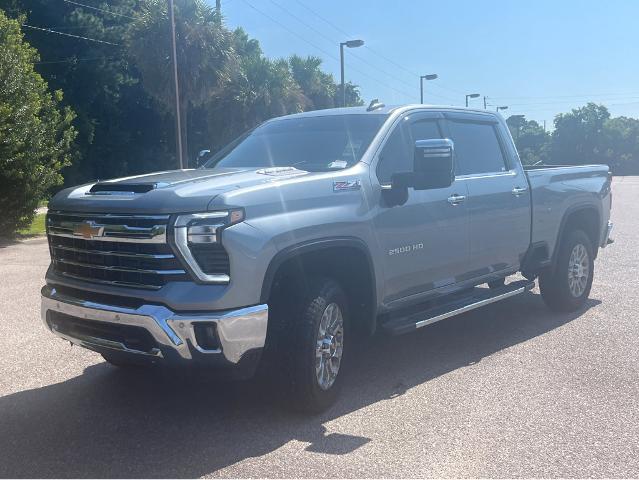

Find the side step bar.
[{"left": 382, "top": 280, "right": 535, "bottom": 336}]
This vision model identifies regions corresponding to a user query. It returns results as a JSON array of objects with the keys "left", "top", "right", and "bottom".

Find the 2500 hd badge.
[{"left": 389, "top": 243, "right": 424, "bottom": 256}]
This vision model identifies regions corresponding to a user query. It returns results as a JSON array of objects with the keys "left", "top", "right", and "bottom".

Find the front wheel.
[
  {"left": 539, "top": 229, "right": 594, "bottom": 312},
  {"left": 277, "top": 278, "right": 349, "bottom": 412}
]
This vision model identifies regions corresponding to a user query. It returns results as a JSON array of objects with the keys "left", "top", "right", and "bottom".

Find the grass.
[{"left": 16, "top": 213, "right": 47, "bottom": 237}]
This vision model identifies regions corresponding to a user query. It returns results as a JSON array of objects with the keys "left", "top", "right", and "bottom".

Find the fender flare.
[
  {"left": 259, "top": 236, "right": 378, "bottom": 312},
  {"left": 551, "top": 202, "right": 602, "bottom": 269}
]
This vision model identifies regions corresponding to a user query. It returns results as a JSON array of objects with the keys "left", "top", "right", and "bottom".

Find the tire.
[
  {"left": 539, "top": 229, "right": 594, "bottom": 312},
  {"left": 273, "top": 278, "right": 349, "bottom": 413}
]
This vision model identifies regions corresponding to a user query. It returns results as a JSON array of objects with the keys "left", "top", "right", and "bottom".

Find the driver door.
[{"left": 372, "top": 111, "right": 470, "bottom": 306}]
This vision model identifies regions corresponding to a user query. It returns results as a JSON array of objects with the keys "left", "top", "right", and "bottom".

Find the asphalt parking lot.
[{"left": 0, "top": 177, "right": 637, "bottom": 478}]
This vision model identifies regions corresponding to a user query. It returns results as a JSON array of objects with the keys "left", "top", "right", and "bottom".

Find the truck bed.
[{"left": 525, "top": 164, "right": 612, "bottom": 258}]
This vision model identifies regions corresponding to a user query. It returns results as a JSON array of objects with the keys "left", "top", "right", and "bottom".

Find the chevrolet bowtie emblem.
[{"left": 73, "top": 221, "right": 104, "bottom": 240}]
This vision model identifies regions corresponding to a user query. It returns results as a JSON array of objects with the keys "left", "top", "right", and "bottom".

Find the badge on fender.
[{"left": 333, "top": 179, "right": 361, "bottom": 192}]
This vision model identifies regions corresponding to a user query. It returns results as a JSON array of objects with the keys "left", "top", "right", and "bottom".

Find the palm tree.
[{"left": 129, "top": 0, "right": 237, "bottom": 163}]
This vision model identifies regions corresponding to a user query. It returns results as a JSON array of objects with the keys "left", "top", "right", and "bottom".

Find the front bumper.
[{"left": 41, "top": 285, "right": 268, "bottom": 367}]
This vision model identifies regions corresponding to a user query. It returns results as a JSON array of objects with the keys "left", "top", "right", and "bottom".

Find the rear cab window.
[{"left": 445, "top": 118, "right": 509, "bottom": 176}]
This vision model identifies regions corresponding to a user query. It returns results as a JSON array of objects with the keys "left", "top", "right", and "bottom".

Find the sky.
[{"left": 216, "top": 0, "right": 639, "bottom": 128}]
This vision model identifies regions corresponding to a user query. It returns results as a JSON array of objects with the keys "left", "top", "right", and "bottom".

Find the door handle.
[
  {"left": 512, "top": 186, "right": 528, "bottom": 196},
  {"left": 447, "top": 194, "right": 466, "bottom": 205}
]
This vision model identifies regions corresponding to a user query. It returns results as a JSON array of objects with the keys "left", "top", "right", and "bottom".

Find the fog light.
[{"left": 193, "top": 322, "right": 220, "bottom": 351}]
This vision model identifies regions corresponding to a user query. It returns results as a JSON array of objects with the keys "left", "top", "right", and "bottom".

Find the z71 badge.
[{"left": 333, "top": 179, "right": 361, "bottom": 192}]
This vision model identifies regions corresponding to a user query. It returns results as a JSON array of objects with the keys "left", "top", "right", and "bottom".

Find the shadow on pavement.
[{"left": 0, "top": 292, "right": 600, "bottom": 478}]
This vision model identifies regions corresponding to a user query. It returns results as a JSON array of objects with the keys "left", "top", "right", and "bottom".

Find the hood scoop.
[{"left": 87, "top": 182, "right": 161, "bottom": 195}]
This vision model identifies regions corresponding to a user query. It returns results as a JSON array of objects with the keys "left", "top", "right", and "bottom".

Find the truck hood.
[{"left": 49, "top": 167, "right": 310, "bottom": 214}]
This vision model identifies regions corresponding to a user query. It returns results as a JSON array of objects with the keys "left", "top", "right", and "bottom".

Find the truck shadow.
[{"left": 0, "top": 292, "right": 600, "bottom": 478}]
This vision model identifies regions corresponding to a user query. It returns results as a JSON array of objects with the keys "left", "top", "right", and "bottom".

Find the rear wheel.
[
  {"left": 272, "top": 278, "right": 348, "bottom": 412},
  {"left": 539, "top": 229, "right": 594, "bottom": 312}
]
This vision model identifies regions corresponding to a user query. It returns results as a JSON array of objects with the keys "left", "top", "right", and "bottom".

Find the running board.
[{"left": 381, "top": 280, "right": 535, "bottom": 336}]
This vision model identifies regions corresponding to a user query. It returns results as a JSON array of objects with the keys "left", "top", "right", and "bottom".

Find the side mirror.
[
  {"left": 389, "top": 139, "right": 454, "bottom": 194},
  {"left": 196, "top": 149, "right": 211, "bottom": 168},
  {"left": 411, "top": 139, "right": 454, "bottom": 190}
]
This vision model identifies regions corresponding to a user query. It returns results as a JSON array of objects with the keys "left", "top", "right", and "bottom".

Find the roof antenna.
[{"left": 367, "top": 98, "right": 385, "bottom": 111}]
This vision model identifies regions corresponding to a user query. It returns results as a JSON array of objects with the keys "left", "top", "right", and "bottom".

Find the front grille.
[{"left": 47, "top": 211, "right": 190, "bottom": 290}]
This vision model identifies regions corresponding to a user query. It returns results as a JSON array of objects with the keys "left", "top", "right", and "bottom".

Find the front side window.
[
  {"left": 204, "top": 114, "right": 387, "bottom": 172},
  {"left": 447, "top": 121, "right": 507, "bottom": 176},
  {"left": 377, "top": 118, "right": 441, "bottom": 184}
]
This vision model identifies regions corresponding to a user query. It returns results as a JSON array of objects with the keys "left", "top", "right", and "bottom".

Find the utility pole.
[
  {"left": 483, "top": 96, "right": 487, "bottom": 109},
  {"left": 215, "top": 0, "right": 221, "bottom": 22},
  {"left": 543, "top": 120, "right": 547, "bottom": 132},
  {"left": 168, "top": 0, "right": 184, "bottom": 169}
]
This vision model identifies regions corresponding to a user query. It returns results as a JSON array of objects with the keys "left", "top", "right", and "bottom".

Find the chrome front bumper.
[{"left": 41, "top": 285, "right": 268, "bottom": 365}]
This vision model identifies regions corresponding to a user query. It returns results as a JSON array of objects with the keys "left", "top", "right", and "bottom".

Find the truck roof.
[{"left": 273, "top": 104, "right": 498, "bottom": 120}]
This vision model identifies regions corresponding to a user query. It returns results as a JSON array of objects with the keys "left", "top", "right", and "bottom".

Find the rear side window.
[
  {"left": 377, "top": 119, "right": 441, "bottom": 183},
  {"left": 447, "top": 121, "right": 507, "bottom": 176}
]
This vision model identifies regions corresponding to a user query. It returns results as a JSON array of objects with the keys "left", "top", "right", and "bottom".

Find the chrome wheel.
[
  {"left": 568, "top": 243, "right": 590, "bottom": 297},
  {"left": 315, "top": 302, "right": 344, "bottom": 391}
]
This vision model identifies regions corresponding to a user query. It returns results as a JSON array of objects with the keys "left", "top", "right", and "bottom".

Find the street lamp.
[
  {"left": 496, "top": 106, "right": 509, "bottom": 113},
  {"left": 340, "top": 39, "right": 364, "bottom": 107},
  {"left": 465, "top": 93, "right": 480, "bottom": 107},
  {"left": 420, "top": 74, "right": 438, "bottom": 104},
  {"left": 168, "top": 0, "right": 183, "bottom": 169}
]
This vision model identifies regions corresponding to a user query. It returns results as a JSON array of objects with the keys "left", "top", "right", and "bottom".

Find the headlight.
[{"left": 172, "top": 209, "right": 244, "bottom": 283}]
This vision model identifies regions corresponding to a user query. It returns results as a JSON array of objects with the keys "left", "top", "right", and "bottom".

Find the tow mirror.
[
  {"left": 411, "top": 139, "right": 454, "bottom": 190},
  {"left": 390, "top": 139, "right": 454, "bottom": 193}
]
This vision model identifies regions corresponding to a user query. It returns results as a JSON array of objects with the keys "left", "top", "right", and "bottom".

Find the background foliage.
[
  {"left": 0, "top": 0, "right": 638, "bottom": 236},
  {"left": 0, "top": 10, "right": 75, "bottom": 236}
]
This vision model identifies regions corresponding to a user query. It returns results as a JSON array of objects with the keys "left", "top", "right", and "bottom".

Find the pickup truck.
[{"left": 41, "top": 103, "right": 613, "bottom": 411}]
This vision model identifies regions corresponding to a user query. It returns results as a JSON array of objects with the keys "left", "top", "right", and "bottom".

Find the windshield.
[{"left": 203, "top": 114, "right": 388, "bottom": 172}]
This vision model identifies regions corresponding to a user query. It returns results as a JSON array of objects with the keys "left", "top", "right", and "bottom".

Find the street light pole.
[
  {"left": 339, "top": 39, "right": 364, "bottom": 107},
  {"left": 420, "top": 74, "right": 438, "bottom": 104},
  {"left": 465, "top": 93, "right": 480, "bottom": 107},
  {"left": 168, "top": 0, "right": 184, "bottom": 169}
]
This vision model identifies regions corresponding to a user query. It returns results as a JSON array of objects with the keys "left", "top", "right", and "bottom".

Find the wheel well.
[
  {"left": 267, "top": 245, "right": 376, "bottom": 337},
  {"left": 561, "top": 207, "right": 601, "bottom": 257}
]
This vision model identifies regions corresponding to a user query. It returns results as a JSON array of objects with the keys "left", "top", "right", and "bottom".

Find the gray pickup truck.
[{"left": 42, "top": 103, "right": 613, "bottom": 411}]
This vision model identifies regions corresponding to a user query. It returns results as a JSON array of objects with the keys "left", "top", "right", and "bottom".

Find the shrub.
[{"left": 0, "top": 10, "right": 76, "bottom": 236}]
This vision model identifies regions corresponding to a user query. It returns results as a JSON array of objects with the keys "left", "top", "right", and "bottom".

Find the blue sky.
[{"left": 216, "top": 0, "right": 639, "bottom": 127}]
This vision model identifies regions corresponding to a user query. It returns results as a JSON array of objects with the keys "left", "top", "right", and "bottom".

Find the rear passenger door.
[{"left": 444, "top": 113, "right": 531, "bottom": 280}]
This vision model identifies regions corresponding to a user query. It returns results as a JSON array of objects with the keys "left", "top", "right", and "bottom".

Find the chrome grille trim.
[
  {"left": 51, "top": 244, "right": 175, "bottom": 260},
  {"left": 54, "top": 257, "right": 185, "bottom": 276},
  {"left": 47, "top": 211, "right": 185, "bottom": 290},
  {"left": 47, "top": 211, "right": 170, "bottom": 220},
  {"left": 58, "top": 272, "right": 164, "bottom": 290}
]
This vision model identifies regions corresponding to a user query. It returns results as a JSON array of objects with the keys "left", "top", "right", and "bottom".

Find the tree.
[
  {"left": 602, "top": 116, "right": 639, "bottom": 174},
  {"left": 551, "top": 103, "right": 610, "bottom": 166},
  {"left": 289, "top": 55, "right": 336, "bottom": 110},
  {"left": 0, "top": 11, "right": 76, "bottom": 235},
  {"left": 0, "top": 0, "right": 169, "bottom": 185},
  {"left": 506, "top": 116, "right": 551, "bottom": 165},
  {"left": 129, "top": 0, "right": 238, "bottom": 163}
]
